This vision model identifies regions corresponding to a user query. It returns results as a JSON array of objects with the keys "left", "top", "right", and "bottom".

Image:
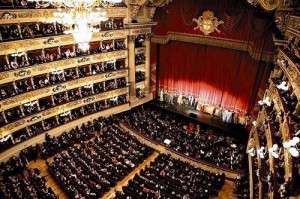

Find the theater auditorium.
[{"left": 0, "top": 0, "right": 299, "bottom": 198}]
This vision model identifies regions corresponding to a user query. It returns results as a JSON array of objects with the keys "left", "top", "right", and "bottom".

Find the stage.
[{"left": 153, "top": 101, "right": 249, "bottom": 142}]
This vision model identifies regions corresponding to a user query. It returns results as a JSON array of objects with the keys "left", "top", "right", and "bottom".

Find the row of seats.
[
  {"left": 0, "top": 38, "right": 126, "bottom": 72},
  {"left": 119, "top": 105, "right": 246, "bottom": 170},
  {"left": 0, "top": 94, "right": 128, "bottom": 152},
  {"left": 233, "top": 174, "right": 249, "bottom": 199},
  {"left": 0, "top": 58, "right": 126, "bottom": 100},
  {"left": 0, "top": 116, "right": 119, "bottom": 198},
  {"left": 0, "top": 18, "right": 124, "bottom": 42},
  {"left": 0, "top": 77, "right": 127, "bottom": 127},
  {"left": 0, "top": 168, "right": 58, "bottom": 199},
  {"left": 47, "top": 124, "right": 153, "bottom": 199},
  {"left": 114, "top": 154, "right": 225, "bottom": 199}
]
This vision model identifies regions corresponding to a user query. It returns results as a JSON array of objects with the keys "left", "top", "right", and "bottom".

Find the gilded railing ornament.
[
  {"left": 130, "top": 4, "right": 141, "bottom": 20},
  {"left": 193, "top": 11, "right": 224, "bottom": 36},
  {"left": 14, "top": 70, "right": 31, "bottom": 77},
  {"left": 1, "top": 12, "right": 17, "bottom": 19},
  {"left": 43, "top": 37, "right": 59, "bottom": 45}
]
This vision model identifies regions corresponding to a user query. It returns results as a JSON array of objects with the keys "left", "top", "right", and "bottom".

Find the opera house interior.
[{"left": 0, "top": 0, "right": 300, "bottom": 198}]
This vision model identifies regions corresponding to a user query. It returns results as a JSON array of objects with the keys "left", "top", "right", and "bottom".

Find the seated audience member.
[{"left": 119, "top": 106, "right": 246, "bottom": 170}]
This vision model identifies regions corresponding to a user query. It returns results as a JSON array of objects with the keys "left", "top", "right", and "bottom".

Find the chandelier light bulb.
[
  {"left": 27, "top": 0, "right": 119, "bottom": 50},
  {"left": 283, "top": 141, "right": 291, "bottom": 149},
  {"left": 247, "top": 148, "right": 255, "bottom": 157},
  {"left": 292, "top": 136, "right": 300, "bottom": 144},
  {"left": 290, "top": 139, "right": 298, "bottom": 147},
  {"left": 289, "top": 147, "right": 299, "bottom": 157}
]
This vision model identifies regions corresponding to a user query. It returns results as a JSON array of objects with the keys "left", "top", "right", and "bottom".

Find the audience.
[
  {"left": 234, "top": 174, "right": 249, "bottom": 199},
  {"left": 135, "top": 54, "right": 146, "bottom": 65},
  {"left": 119, "top": 105, "right": 246, "bottom": 170},
  {"left": 114, "top": 154, "right": 225, "bottom": 199},
  {"left": 0, "top": 94, "right": 128, "bottom": 152},
  {"left": 0, "top": 156, "right": 58, "bottom": 199},
  {"left": 135, "top": 71, "right": 145, "bottom": 82},
  {"left": 47, "top": 123, "right": 153, "bottom": 198}
]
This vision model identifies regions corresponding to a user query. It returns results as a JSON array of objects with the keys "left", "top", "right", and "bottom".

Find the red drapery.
[
  {"left": 158, "top": 41, "right": 270, "bottom": 113},
  {"left": 153, "top": 0, "right": 275, "bottom": 54}
]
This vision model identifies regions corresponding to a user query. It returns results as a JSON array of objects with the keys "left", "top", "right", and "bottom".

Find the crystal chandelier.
[{"left": 28, "top": 0, "right": 122, "bottom": 51}]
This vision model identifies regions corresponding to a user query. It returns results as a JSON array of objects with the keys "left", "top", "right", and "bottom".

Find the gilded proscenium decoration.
[
  {"left": 146, "top": 6, "right": 156, "bottom": 20},
  {"left": 130, "top": 4, "right": 142, "bottom": 19},
  {"left": 259, "top": 0, "right": 279, "bottom": 11},
  {"left": 193, "top": 10, "right": 224, "bottom": 36},
  {"left": 147, "top": 0, "right": 173, "bottom": 7}
]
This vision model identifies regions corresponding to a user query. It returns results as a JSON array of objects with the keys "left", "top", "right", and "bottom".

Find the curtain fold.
[
  {"left": 158, "top": 41, "right": 270, "bottom": 114},
  {"left": 152, "top": 0, "right": 275, "bottom": 54}
]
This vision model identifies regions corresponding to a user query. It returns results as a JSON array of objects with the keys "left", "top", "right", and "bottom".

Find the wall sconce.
[
  {"left": 258, "top": 97, "right": 272, "bottom": 106},
  {"left": 257, "top": 146, "right": 267, "bottom": 159},
  {"left": 247, "top": 147, "right": 256, "bottom": 157},
  {"left": 277, "top": 81, "right": 289, "bottom": 91},
  {"left": 268, "top": 144, "right": 281, "bottom": 159},
  {"left": 283, "top": 137, "right": 300, "bottom": 157}
]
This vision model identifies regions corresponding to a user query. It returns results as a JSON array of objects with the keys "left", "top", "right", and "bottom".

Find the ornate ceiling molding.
[
  {"left": 129, "top": 0, "right": 172, "bottom": 20},
  {"left": 147, "top": 0, "right": 173, "bottom": 7}
]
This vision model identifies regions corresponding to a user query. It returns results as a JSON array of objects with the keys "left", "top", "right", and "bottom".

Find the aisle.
[
  {"left": 102, "top": 151, "right": 159, "bottom": 199},
  {"left": 27, "top": 151, "right": 159, "bottom": 199},
  {"left": 28, "top": 159, "right": 68, "bottom": 199},
  {"left": 213, "top": 180, "right": 235, "bottom": 199}
]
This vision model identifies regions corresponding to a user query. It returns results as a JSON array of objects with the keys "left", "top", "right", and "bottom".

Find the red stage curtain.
[
  {"left": 153, "top": 0, "right": 275, "bottom": 54},
  {"left": 158, "top": 41, "right": 270, "bottom": 113}
]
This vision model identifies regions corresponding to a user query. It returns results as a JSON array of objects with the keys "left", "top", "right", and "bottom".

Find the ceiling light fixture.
[{"left": 28, "top": 0, "right": 122, "bottom": 51}]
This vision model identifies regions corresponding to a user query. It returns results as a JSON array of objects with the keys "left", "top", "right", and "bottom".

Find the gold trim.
[
  {"left": 120, "top": 123, "right": 240, "bottom": 179},
  {"left": 151, "top": 33, "right": 274, "bottom": 62},
  {"left": 0, "top": 104, "right": 130, "bottom": 162},
  {"left": 0, "top": 30, "right": 128, "bottom": 56},
  {"left": 258, "top": 0, "right": 280, "bottom": 11},
  {"left": 0, "top": 50, "right": 128, "bottom": 85},
  {"left": 0, "top": 8, "right": 127, "bottom": 24},
  {"left": 193, "top": 10, "right": 224, "bottom": 36},
  {"left": 0, "top": 69, "right": 128, "bottom": 111},
  {"left": 0, "top": 87, "right": 129, "bottom": 137}
]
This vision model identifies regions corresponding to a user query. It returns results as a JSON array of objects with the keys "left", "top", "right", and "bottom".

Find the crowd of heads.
[
  {"left": 0, "top": 75, "right": 127, "bottom": 122},
  {"left": 0, "top": 109, "right": 240, "bottom": 199},
  {"left": 0, "top": 94, "right": 128, "bottom": 152},
  {"left": 233, "top": 174, "right": 249, "bottom": 199},
  {"left": 0, "top": 38, "right": 126, "bottom": 73},
  {"left": 119, "top": 105, "right": 246, "bottom": 170},
  {"left": 114, "top": 154, "right": 225, "bottom": 199},
  {"left": 47, "top": 123, "right": 153, "bottom": 198}
]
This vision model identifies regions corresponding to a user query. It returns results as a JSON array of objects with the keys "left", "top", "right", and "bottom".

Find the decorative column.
[
  {"left": 128, "top": 35, "right": 136, "bottom": 97},
  {"left": 144, "top": 33, "right": 151, "bottom": 94}
]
